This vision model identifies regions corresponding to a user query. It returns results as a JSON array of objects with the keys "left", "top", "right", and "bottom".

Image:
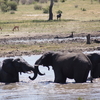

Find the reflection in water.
[{"left": 0, "top": 53, "right": 100, "bottom": 100}]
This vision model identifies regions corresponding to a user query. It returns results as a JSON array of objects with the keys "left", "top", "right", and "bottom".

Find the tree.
[
  {"left": 99, "top": 0, "right": 100, "bottom": 3},
  {"left": 48, "top": 0, "right": 53, "bottom": 20}
]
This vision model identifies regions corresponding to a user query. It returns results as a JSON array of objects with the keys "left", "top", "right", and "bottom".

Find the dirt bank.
[{"left": 0, "top": 33, "right": 100, "bottom": 57}]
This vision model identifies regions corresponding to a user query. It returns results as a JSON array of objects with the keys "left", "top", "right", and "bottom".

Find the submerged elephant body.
[
  {"left": 0, "top": 58, "right": 38, "bottom": 83},
  {"left": 86, "top": 53, "right": 100, "bottom": 78},
  {"left": 30, "top": 52, "right": 92, "bottom": 83}
]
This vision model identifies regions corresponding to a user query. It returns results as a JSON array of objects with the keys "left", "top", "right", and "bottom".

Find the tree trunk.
[
  {"left": 86, "top": 34, "right": 91, "bottom": 44},
  {"left": 48, "top": 0, "right": 53, "bottom": 20},
  {"left": 99, "top": 0, "right": 100, "bottom": 3}
]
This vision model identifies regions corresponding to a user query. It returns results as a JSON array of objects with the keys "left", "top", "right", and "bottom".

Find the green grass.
[
  {"left": 1, "top": 0, "right": 100, "bottom": 21},
  {"left": 0, "top": 19, "right": 100, "bottom": 36},
  {"left": 0, "top": 0, "right": 100, "bottom": 37},
  {"left": 0, "top": 0, "right": 100, "bottom": 56}
]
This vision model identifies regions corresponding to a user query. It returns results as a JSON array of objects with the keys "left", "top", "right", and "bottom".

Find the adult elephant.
[
  {"left": 86, "top": 53, "right": 100, "bottom": 78},
  {"left": 0, "top": 58, "right": 44, "bottom": 83},
  {"left": 29, "top": 52, "right": 92, "bottom": 83}
]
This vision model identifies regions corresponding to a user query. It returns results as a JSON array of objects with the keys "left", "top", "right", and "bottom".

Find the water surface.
[
  {"left": 0, "top": 52, "right": 100, "bottom": 100},
  {"left": 7, "top": 36, "right": 100, "bottom": 43}
]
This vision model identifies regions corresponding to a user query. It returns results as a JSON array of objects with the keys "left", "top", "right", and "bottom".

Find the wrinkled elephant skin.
[
  {"left": 86, "top": 53, "right": 100, "bottom": 78},
  {"left": 0, "top": 58, "right": 37, "bottom": 83},
  {"left": 30, "top": 52, "right": 92, "bottom": 83}
]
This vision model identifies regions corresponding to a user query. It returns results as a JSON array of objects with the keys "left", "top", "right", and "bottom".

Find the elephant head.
[
  {"left": 29, "top": 52, "right": 53, "bottom": 80},
  {"left": 2, "top": 58, "right": 38, "bottom": 80}
]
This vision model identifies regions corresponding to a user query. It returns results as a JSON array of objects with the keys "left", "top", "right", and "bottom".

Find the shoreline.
[{"left": 0, "top": 33, "right": 100, "bottom": 57}]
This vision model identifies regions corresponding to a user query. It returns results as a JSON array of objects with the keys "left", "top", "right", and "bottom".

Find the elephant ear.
[
  {"left": 12, "top": 58, "right": 23, "bottom": 73},
  {"left": 2, "top": 58, "right": 16, "bottom": 75},
  {"left": 12, "top": 58, "right": 21, "bottom": 65},
  {"left": 43, "top": 52, "right": 54, "bottom": 66}
]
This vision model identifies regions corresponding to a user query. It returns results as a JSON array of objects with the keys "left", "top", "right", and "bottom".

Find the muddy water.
[
  {"left": 0, "top": 53, "right": 100, "bottom": 100},
  {"left": 7, "top": 36, "right": 100, "bottom": 43}
]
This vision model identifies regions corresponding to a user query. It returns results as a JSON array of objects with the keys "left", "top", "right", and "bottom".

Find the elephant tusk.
[
  {"left": 34, "top": 64, "right": 39, "bottom": 67},
  {"left": 27, "top": 71, "right": 33, "bottom": 74}
]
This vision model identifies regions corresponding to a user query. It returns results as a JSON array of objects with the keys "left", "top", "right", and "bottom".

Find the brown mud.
[{"left": 0, "top": 33, "right": 100, "bottom": 57}]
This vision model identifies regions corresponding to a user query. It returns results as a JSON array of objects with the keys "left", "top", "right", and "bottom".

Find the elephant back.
[{"left": 2, "top": 59, "right": 16, "bottom": 75}]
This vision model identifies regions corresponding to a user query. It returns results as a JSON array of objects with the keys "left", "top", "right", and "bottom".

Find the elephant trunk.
[
  {"left": 29, "top": 65, "right": 45, "bottom": 80},
  {"left": 35, "top": 65, "right": 45, "bottom": 75},
  {"left": 29, "top": 68, "right": 38, "bottom": 80}
]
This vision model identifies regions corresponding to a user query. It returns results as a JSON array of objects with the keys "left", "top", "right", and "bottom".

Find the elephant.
[
  {"left": 0, "top": 58, "right": 44, "bottom": 83},
  {"left": 29, "top": 52, "right": 93, "bottom": 83},
  {"left": 86, "top": 53, "right": 100, "bottom": 78}
]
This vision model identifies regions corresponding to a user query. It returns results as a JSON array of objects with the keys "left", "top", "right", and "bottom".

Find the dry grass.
[
  {"left": 0, "top": 0, "right": 100, "bottom": 37},
  {"left": 0, "top": 0, "right": 100, "bottom": 56},
  {"left": 0, "top": 41, "right": 99, "bottom": 57}
]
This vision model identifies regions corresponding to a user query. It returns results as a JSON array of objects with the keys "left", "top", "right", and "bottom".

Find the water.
[
  {"left": 7, "top": 36, "right": 100, "bottom": 43},
  {"left": 0, "top": 52, "right": 100, "bottom": 100}
]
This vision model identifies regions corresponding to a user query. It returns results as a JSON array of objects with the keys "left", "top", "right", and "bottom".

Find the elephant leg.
[
  {"left": 74, "top": 70, "right": 87, "bottom": 83},
  {"left": 54, "top": 76, "right": 66, "bottom": 83},
  {"left": 83, "top": 69, "right": 90, "bottom": 82},
  {"left": 54, "top": 70, "right": 66, "bottom": 83}
]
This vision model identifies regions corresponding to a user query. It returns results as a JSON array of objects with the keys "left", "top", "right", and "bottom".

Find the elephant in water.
[
  {"left": 86, "top": 53, "right": 100, "bottom": 78},
  {"left": 29, "top": 52, "right": 93, "bottom": 83},
  {"left": 0, "top": 58, "right": 44, "bottom": 83}
]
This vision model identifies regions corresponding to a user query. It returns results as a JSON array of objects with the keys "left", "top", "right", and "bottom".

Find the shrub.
[
  {"left": 26, "top": 0, "right": 34, "bottom": 4},
  {"left": 75, "top": 5, "right": 78, "bottom": 8},
  {"left": 0, "top": 0, "right": 5, "bottom": 6},
  {"left": 34, "top": 5, "right": 42, "bottom": 10},
  {"left": 81, "top": 8, "right": 86, "bottom": 11},
  {"left": 0, "top": 4, "right": 8, "bottom": 12},
  {"left": 60, "top": 0, "right": 65, "bottom": 2},
  {"left": 20, "top": 0, "right": 26, "bottom": 5},
  {"left": 54, "top": 0, "right": 58, "bottom": 2},
  {"left": 10, "top": 11, "right": 15, "bottom": 14},
  {"left": 43, "top": 7, "right": 49, "bottom": 13},
  {"left": 56, "top": 10, "right": 62, "bottom": 14},
  {"left": 8, "top": 1, "right": 17, "bottom": 10},
  {"left": 39, "top": 0, "right": 47, "bottom": 3}
]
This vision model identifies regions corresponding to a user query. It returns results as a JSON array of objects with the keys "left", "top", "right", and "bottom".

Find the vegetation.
[
  {"left": 77, "top": 97, "right": 83, "bottom": 100},
  {"left": 0, "top": 0, "right": 100, "bottom": 56},
  {"left": 0, "top": 0, "right": 100, "bottom": 34},
  {"left": 0, "top": 41, "right": 99, "bottom": 57},
  {"left": 56, "top": 10, "right": 62, "bottom": 14},
  {"left": 0, "top": 0, "right": 17, "bottom": 12}
]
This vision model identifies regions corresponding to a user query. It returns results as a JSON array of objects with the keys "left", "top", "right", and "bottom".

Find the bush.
[
  {"left": 20, "top": 0, "right": 26, "bottom": 5},
  {"left": 26, "top": 0, "right": 34, "bottom": 5},
  {"left": 39, "top": 0, "right": 47, "bottom": 3},
  {"left": 54, "top": 0, "right": 58, "bottom": 2},
  {"left": 81, "top": 8, "right": 86, "bottom": 11},
  {"left": 75, "top": 5, "right": 78, "bottom": 8},
  {"left": 10, "top": 11, "right": 15, "bottom": 14},
  {"left": 34, "top": 5, "right": 42, "bottom": 10},
  {"left": 0, "top": 0, "right": 5, "bottom": 6},
  {"left": 8, "top": 1, "right": 17, "bottom": 10},
  {"left": 60, "top": 0, "right": 66, "bottom": 2},
  {"left": 0, "top": 4, "right": 8, "bottom": 12},
  {"left": 43, "top": 7, "right": 49, "bottom": 13},
  {"left": 56, "top": 10, "right": 62, "bottom": 14}
]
